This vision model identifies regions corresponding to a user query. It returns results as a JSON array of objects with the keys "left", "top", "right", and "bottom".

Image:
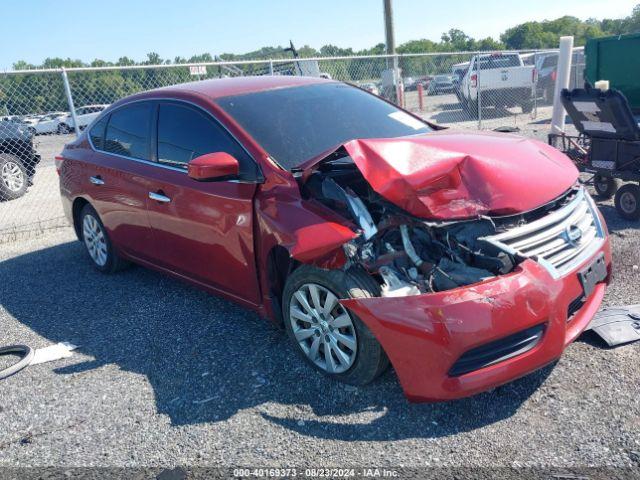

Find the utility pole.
[
  {"left": 383, "top": 0, "right": 401, "bottom": 105},
  {"left": 383, "top": 0, "right": 396, "bottom": 60}
]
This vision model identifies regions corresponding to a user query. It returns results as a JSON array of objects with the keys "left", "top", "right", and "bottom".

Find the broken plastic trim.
[{"left": 586, "top": 305, "right": 640, "bottom": 347}]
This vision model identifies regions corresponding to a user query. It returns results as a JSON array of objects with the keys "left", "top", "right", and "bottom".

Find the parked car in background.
[
  {"left": 0, "top": 116, "right": 22, "bottom": 123},
  {"left": 535, "top": 50, "right": 585, "bottom": 104},
  {"left": 451, "top": 62, "right": 469, "bottom": 100},
  {"left": 427, "top": 75, "right": 455, "bottom": 95},
  {"left": 0, "top": 120, "right": 40, "bottom": 200},
  {"left": 22, "top": 111, "right": 68, "bottom": 135},
  {"left": 403, "top": 77, "right": 417, "bottom": 91},
  {"left": 57, "top": 104, "right": 109, "bottom": 133},
  {"left": 358, "top": 82, "right": 380, "bottom": 96},
  {"left": 58, "top": 76, "right": 611, "bottom": 401},
  {"left": 460, "top": 52, "right": 535, "bottom": 114}
]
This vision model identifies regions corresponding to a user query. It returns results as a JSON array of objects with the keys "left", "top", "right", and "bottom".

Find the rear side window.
[
  {"left": 104, "top": 103, "right": 152, "bottom": 160},
  {"left": 157, "top": 102, "right": 257, "bottom": 179},
  {"left": 89, "top": 115, "right": 108, "bottom": 150},
  {"left": 475, "top": 55, "right": 521, "bottom": 70}
]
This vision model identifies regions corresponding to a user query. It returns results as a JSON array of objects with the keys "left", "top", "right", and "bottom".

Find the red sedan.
[{"left": 57, "top": 76, "right": 611, "bottom": 401}]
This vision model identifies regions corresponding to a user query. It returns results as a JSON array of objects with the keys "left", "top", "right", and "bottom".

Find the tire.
[
  {"left": 57, "top": 123, "right": 70, "bottom": 134},
  {"left": 593, "top": 175, "right": 619, "bottom": 199},
  {"left": 282, "top": 265, "right": 389, "bottom": 386},
  {"left": 0, "top": 345, "right": 34, "bottom": 380},
  {"left": 0, "top": 154, "right": 28, "bottom": 201},
  {"left": 467, "top": 97, "right": 478, "bottom": 117},
  {"left": 79, "top": 204, "right": 129, "bottom": 273},
  {"left": 543, "top": 85, "right": 554, "bottom": 105},
  {"left": 521, "top": 101, "right": 534, "bottom": 114},
  {"left": 615, "top": 183, "right": 640, "bottom": 220}
]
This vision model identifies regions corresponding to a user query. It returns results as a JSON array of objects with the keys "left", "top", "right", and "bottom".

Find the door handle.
[
  {"left": 149, "top": 191, "right": 171, "bottom": 203},
  {"left": 89, "top": 175, "right": 104, "bottom": 185}
]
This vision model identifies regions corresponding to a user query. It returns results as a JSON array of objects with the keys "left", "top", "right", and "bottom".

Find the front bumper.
[{"left": 341, "top": 237, "right": 611, "bottom": 402}]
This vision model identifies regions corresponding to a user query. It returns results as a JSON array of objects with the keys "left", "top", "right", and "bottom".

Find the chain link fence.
[{"left": 0, "top": 49, "right": 585, "bottom": 242}]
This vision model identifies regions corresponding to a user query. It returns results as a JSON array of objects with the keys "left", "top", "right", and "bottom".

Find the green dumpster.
[{"left": 585, "top": 33, "right": 640, "bottom": 112}]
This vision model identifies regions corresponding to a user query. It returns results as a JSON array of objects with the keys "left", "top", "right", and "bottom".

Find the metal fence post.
[
  {"left": 60, "top": 68, "right": 80, "bottom": 137},
  {"left": 533, "top": 51, "right": 538, "bottom": 119},
  {"left": 269, "top": 61, "right": 274, "bottom": 76},
  {"left": 393, "top": 54, "right": 401, "bottom": 106},
  {"left": 477, "top": 57, "right": 482, "bottom": 129}
]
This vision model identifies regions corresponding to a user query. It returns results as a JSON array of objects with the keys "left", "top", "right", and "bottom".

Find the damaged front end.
[
  {"left": 301, "top": 146, "right": 604, "bottom": 298},
  {"left": 287, "top": 134, "right": 611, "bottom": 401}
]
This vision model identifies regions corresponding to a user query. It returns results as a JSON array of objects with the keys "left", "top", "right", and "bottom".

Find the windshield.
[{"left": 215, "top": 82, "right": 431, "bottom": 170}]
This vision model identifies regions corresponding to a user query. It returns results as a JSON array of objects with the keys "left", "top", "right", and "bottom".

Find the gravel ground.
[{"left": 0, "top": 184, "right": 639, "bottom": 469}]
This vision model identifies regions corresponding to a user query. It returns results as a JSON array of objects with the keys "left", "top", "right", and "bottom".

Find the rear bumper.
[{"left": 341, "top": 238, "right": 611, "bottom": 402}]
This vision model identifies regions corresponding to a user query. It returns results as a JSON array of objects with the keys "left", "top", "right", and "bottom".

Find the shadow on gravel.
[
  {"left": 595, "top": 204, "right": 637, "bottom": 234},
  {"left": 1, "top": 240, "right": 553, "bottom": 441}
]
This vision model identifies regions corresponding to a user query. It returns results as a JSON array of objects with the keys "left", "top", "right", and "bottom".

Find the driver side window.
[{"left": 156, "top": 102, "right": 258, "bottom": 180}]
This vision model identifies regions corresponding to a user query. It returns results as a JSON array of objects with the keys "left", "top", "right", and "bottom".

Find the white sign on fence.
[{"left": 189, "top": 65, "right": 207, "bottom": 76}]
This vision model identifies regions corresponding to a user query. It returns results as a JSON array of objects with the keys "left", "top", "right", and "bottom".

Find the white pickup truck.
[{"left": 459, "top": 53, "right": 535, "bottom": 115}]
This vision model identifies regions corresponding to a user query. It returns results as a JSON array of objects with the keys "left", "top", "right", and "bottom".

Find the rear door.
[
  {"left": 85, "top": 101, "right": 156, "bottom": 260},
  {"left": 144, "top": 101, "right": 262, "bottom": 305}
]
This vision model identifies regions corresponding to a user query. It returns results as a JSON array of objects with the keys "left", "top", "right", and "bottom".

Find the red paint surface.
[{"left": 341, "top": 131, "right": 579, "bottom": 219}]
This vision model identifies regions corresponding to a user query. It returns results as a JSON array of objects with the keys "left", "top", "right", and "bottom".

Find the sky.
[{"left": 1, "top": 0, "right": 635, "bottom": 69}]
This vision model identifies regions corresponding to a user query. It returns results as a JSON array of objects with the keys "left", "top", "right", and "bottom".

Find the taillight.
[
  {"left": 532, "top": 67, "right": 537, "bottom": 83},
  {"left": 54, "top": 155, "right": 65, "bottom": 175},
  {"left": 471, "top": 74, "right": 477, "bottom": 88},
  {"left": 551, "top": 70, "right": 557, "bottom": 82}
]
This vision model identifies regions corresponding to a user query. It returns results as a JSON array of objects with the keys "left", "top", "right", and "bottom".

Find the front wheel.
[
  {"left": 282, "top": 265, "right": 389, "bottom": 386},
  {"left": 614, "top": 183, "right": 640, "bottom": 220},
  {"left": 593, "top": 175, "right": 619, "bottom": 199},
  {"left": 0, "top": 154, "right": 28, "bottom": 201}
]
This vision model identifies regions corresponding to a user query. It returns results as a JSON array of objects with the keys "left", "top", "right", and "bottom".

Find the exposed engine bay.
[{"left": 301, "top": 150, "right": 579, "bottom": 297}]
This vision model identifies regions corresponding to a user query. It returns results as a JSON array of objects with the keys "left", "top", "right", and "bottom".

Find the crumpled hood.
[{"left": 338, "top": 131, "right": 579, "bottom": 219}]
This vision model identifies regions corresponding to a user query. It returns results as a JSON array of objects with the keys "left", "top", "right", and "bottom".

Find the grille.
[{"left": 482, "top": 188, "right": 605, "bottom": 279}]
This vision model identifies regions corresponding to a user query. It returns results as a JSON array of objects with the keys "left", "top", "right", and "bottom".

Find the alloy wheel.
[
  {"left": 289, "top": 283, "right": 357, "bottom": 374},
  {"left": 1, "top": 161, "right": 25, "bottom": 193},
  {"left": 82, "top": 214, "right": 108, "bottom": 267}
]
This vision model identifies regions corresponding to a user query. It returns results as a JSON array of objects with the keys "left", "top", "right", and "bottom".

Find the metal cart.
[{"left": 549, "top": 84, "right": 640, "bottom": 220}]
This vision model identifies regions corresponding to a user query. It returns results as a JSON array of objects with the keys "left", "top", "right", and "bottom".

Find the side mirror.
[{"left": 187, "top": 152, "right": 239, "bottom": 181}]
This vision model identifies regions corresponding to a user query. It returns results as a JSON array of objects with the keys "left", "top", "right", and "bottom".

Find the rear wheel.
[
  {"left": 282, "top": 265, "right": 389, "bottom": 386},
  {"left": 521, "top": 100, "right": 534, "bottom": 114},
  {"left": 614, "top": 183, "right": 640, "bottom": 220},
  {"left": 80, "top": 204, "right": 129, "bottom": 273},
  {"left": 0, "top": 154, "right": 28, "bottom": 201},
  {"left": 465, "top": 96, "right": 478, "bottom": 117},
  {"left": 593, "top": 175, "right": 619, "bottom": 199}
]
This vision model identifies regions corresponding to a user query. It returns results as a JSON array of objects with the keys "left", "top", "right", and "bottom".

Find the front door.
[{"left": 144, "top": 101, "right": 262, "bottom": 305}]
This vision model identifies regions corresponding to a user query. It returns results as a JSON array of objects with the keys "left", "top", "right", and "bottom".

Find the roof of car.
[{"left": 155, "top": 75, "right": 332, "bottom": 100}]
